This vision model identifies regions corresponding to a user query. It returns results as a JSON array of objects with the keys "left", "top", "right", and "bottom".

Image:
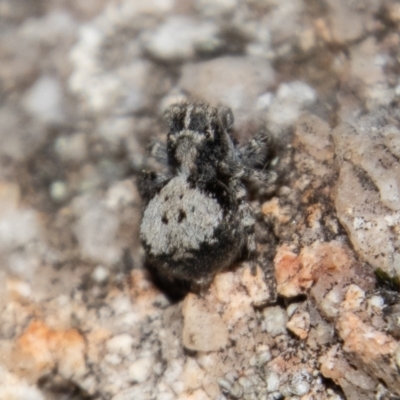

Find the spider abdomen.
[{"left": 140, "top": 175, "right": 245, "bottom": 284}]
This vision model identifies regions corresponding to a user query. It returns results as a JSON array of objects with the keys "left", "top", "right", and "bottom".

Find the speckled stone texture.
[{"left": 0, "top": 0, "right": 400, "bottom": 399}]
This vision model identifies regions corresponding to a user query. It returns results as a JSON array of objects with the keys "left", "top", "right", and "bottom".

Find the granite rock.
[{"left": 333, "top": 115, "right": 400, "bottom": 278}]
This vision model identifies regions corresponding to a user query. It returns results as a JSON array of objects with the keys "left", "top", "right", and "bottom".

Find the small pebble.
[
  {"left": 54, "top": 133, "right": 87, "bottom": 163},
  {"left": 395, "top": 347, "right": 400, "bottom": 369},
  {"left": 286, "top": 303, "right": 299, "bottom": 318},
  {"left": 230, "top": 382, "right": 243, "bottom": 398},
  {"left": 22, "top": 75, "right": 65, "bottom": 124},
  {"left": 106, "top": 334, "right": 135, "bottom": 356},
  {"left": 368, "top": 295, "right": 384, "bottom": 309},
  {"left": 49, "top": 180, "right": 69, "bottom": 202},
  {"left": 129, "top": 358, "right": 153, "bottom": 383},
  {"left": 238, "top": 376, "right": 253, "bottom": 394},
  {"left": 217, "top": 378, "right": 232, "bottom": 392},
  {"left": 262, "top": 306, "right": 288, "bottom": 337},
  {"left": 288, "top": 373, "right": 311, "bottom": 396},
  {"left": 258, "top": 350, "right": 272, "bottom": 365},
  {"left": 224, "top": 370, "right": 239, "bottom": 383},
  {"left": 266, "top": 372, "right": 280, "bottom": 393},
  {"left": 92, "top": 265, "right": 109, "bottom": 283}
]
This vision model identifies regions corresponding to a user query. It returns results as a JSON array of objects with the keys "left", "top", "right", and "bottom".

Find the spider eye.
[{"left": 205, "top": 130, "right": 212, "bottom": 139}]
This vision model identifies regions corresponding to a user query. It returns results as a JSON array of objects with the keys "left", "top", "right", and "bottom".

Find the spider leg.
[
  {"left": 148, "top": 141, "right": 169, "bottom": 166},
  {"left": 239, "top": 131, "right": 274, "bottom": 169},
  {"left": 217, "top": 106, "right": 234, "bottom": 131},
  {"left": 232, "top": 181, "right": 257, "bottom": 272},
  {"left": 137, "top": 169, "right": 171, "bottom": 204},
  {"left": 138, "top": 140, "right": 171, "bottom": 203},
  {"left": 240, "top": 199, "right": 258, "bottom": 275},
  {"left": 244, "top": 168, "right": 278, "bottom": 185}
]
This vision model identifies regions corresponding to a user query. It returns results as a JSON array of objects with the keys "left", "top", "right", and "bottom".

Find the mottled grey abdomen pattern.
[
  {"left": 140, "top": 176, "right": 223, "bottom": 259},
  {"left": 140, "top": 174, "right": 247, "bottom": 285}
]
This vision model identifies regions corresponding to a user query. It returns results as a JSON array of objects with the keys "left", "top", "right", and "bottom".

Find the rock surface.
[
  {"left": 0, "top": 0, "right": 399, "bottom": 399},
  {"left": 333, "top": 115, "right": 400, "bottom": 278}
]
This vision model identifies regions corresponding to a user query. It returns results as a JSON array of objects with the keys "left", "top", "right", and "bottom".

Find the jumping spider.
[{"left": 139, "top": 102, "right": 275, "bottom": 289}]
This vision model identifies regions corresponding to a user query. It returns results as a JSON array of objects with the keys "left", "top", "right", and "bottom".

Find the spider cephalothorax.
[{"left": 138, "top": 102, "right": 275, "bottom": 288}]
